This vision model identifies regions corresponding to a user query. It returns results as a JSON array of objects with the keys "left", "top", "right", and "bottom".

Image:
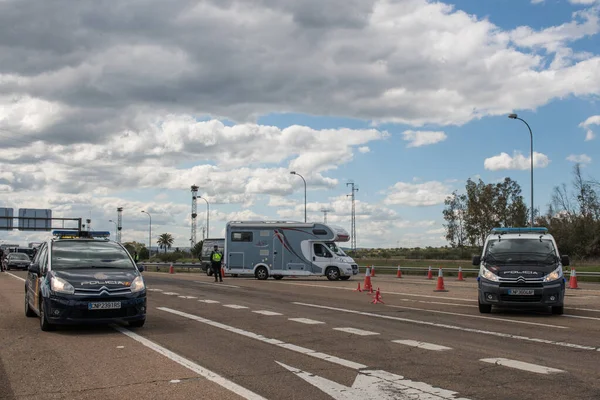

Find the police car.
[
  {"left": 473, "top": 227, "right": 569, "bottom": 315},
  {"left": 24, "top": 230, "right": 147, "bottom": 331}
]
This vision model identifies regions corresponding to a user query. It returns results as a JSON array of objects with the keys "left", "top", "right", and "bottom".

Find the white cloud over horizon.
[{"left": 484, "top": 151, "right": 551, "bottom": 171}]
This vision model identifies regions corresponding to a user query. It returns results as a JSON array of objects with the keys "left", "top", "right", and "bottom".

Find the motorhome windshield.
[
  {"left": 484, "top": 238, "right": 558, "bottom": 265},
  {"left": 325, "top": 242, "right": 346, "bottom": 256}
]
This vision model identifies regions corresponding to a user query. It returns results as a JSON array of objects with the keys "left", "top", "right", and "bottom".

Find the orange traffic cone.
[
  {"left": 427, "top": 266, "right": 433, "bottom": 280},
  {"left": 396, "top": 266, "right": 402, "bottom": 278},
  {"left": 371, "top": 266, "right": 376, "bottom": 277},
  {"left": 457, "top": 266, "right": 465, "bottom": 281},
  {"left": 371, "top": 287, "right": 385, "bottom": 304},
  {"left": 221, "top": 266, "right": 225, "bottom": 278},
  {"left": 568, "top": 268, "right": 579, "bottom": 289},
  {"left": 366, "top": 285, "right": 374, "bottom": 294},
  {"left": 363, "top": 267, "right": 372, "bottom": 291},
  {"left": 354, "top": 282, "right": 362, "bottom": 292},
  {"left": 169, "top": 263, "right": 174, "bottom": 274},
  {"left": 434, "top": 268, "right": 448, "bottom": 292}
]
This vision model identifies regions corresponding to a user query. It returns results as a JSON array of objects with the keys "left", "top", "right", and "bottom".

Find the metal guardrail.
[{"left": 138, "top": 262, "right": 600, "bottom": 277}]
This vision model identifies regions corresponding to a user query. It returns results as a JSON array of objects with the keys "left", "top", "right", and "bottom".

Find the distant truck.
[
  {"left": 224, "top": 221, "right": 358, "bottom": 280},
  {"left": 200, "top": 238, "right": 225, "bottom": 276},
  {"left": 473, "top": 227, "right": 569, "bottom": 315}
]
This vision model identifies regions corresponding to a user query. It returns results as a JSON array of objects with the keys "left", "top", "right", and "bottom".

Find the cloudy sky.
[{"left": 1, "top": 0, "right": 599, "bottom": 249}]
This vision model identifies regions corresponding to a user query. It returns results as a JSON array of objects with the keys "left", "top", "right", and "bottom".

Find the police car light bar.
[
  {"left": 52, "top": 230, "right": 111, "bottom": 239},
  {"left": 490, "top": 227, "right": 548, "bottom": 235}
]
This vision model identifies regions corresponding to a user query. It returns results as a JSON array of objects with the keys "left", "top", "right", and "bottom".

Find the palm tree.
[{"left": 157, "top": 233, "right": 174, "bottom": 253}]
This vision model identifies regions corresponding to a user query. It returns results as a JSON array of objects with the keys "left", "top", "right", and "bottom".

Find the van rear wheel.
[{"left": 255, "top": 266, "right": 269, "bottom": 280}]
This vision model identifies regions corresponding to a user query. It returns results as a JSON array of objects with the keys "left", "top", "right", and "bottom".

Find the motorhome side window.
[
  {"left": 312, "top": 229, "right": 328, "bottom": 235},
  {"left": 314, "top": 243, "right": 332, "bottom": 258},
  {"left": 231, "top": 232, "right": 253, "bottom": 242}
]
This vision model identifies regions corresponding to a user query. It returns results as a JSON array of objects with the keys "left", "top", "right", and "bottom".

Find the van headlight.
[
  {"left": 50, "top": 276, "right": 75, "bottom": 295},
  {"left": 480, "top": 265, "right": 499, "bottom": 282},
  {"left": 543, "top": 266, "right": 563, "bottom": 282},
  {"left": 130, "top": 276, "right": 146, "bottom": 293}
]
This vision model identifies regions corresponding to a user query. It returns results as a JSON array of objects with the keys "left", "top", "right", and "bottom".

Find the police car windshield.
[
  {"left": 484, "top": 238, "right": 557, "bottom": 265},
  {"left": 325, "top": 242, "right": 346, "bottom": 256},
  {"left": 51, "top": 241, "right": 135, "bottom": 270}
]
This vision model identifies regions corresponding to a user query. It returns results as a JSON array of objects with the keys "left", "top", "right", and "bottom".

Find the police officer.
[
  {"left": 133, "top": 251, "right": 140, "bottom": 262},
  {"left": 210, "top": 245, "right": 223, "bottom": 282}
]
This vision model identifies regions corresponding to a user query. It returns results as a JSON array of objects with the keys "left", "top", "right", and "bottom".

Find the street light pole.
[
  {"left": 508, "top": 113, "right": 534, "bottom": 227},
  {"left": 198, "top": 196, "right": 209, "bottom": 238},
  {"left": 290, "top": 171, "right": 307, "bottom": 223},
  {"left": 108, "top": 220, "right": 117, "bottom": 241},
  {"left": 141, "top": 210, "right": 152, "bottom": 257}
]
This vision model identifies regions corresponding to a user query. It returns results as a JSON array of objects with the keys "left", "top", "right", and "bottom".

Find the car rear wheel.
[
  {"left": 551, "top": 305, "right": 564, "bottom": 315},
  {"left": 206, "top": 268, "right": 213, "bottom": 276},
  {"left": 478, "top": 301, "right": 492, "bottom": 314}
]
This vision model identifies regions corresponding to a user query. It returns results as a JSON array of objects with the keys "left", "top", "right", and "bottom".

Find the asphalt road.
[{"left": 2, "top": 270, "right": 600, "bottom": 400}]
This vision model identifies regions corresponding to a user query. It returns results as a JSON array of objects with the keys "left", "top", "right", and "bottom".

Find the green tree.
[
  {"left": 157, "top": 233, "right": 175, "bottom": 253},
  {"left": 191, "top": 240, "right": 203, "bottom": 258},
  {"left": 442, "top": 191, "right": 467, "bottom": 248}
]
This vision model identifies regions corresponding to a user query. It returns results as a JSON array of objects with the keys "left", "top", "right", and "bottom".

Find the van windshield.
[
  {"left": 484, "top": 238, "right": 558, "bottom": 266},
  {"left": 325, "top": 242, "right": 346, "bottom": 256}
]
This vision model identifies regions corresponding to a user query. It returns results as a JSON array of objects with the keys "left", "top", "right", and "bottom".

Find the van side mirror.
[
  {"left": 560, "top": 255, "right": 570, "bottom": 266},
  {"left": 28, "top": 263, "right": 40, "bottom": 274},
  {"left": 472, "top": 255, "right": 481, "bottom": 266}
]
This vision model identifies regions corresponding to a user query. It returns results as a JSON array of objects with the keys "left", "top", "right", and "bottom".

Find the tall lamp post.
[
  {"left": 108, "top": 220, "right": 118, "bottom": 241},
  {"left": 198, "top": 196, "right": 209, "bottom": 238},
  {"left": 141, "top": 210, "right": 152, "bottom": 257},
  {"left": 290, "top": 171, "right": 307, "bottom": 223},
  {"left": 508, "top": 113, "right": 534, "bottom": 227}
]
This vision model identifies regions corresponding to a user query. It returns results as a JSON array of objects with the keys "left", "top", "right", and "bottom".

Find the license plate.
[
  {"left": 88, "top": 301, "right": 121, "bottom": 310},
  {"left": 508, "top": 289, "right": 535, "bottom": 295}
]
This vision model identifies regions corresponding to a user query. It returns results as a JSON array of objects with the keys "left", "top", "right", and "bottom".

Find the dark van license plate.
[{"left": 508, "top": 289, "right": 534, "bottom": 295}]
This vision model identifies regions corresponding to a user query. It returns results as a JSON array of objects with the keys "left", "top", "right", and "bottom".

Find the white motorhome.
[{"left": 224, "top": 221, "right": 358, "bottom": 280}]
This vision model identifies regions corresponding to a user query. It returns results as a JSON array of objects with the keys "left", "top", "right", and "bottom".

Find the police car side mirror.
[
  {"left": 28, "top": 263, "right": 40, "bottom": 274},
  {"left": 472, "top": 255, "right": 481, "bottom": 266},
  {"left": 560, "top": 255, "right": 570, "bottom": 267}
]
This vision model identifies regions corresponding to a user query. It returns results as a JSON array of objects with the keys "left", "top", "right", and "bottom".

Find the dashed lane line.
[
  {"left": 333, "top": 327, "right": 379, "bottom": 336},
  {"left": 5, "top": 272, "right": 25, "bottom": 282},
  {"left": 288, "top": 318, "right": 325, "bottom": 325},
  {"left": 385, "top": 304, "right": 568, "bottom": 329},
  {"left": 223, "top": 304, "right": 249, "bottom": 309},
  {"left": 292, "top": 302, "right": 600, "bottom": 352},
  {"left": 253, "top": 310, "right": 283, "bottom": 316},
  {"left": 194, "top": 281, "right": 240, "bottom": 289},
  {"left": 157, "top": 307, "right": 366, "bottom": 370},
  {"left": 392, "top": 340, "right": 452, "bottom": 351},
  {"left": 113, "top": 325, "right": 267, "bottom": 399},
  {"left": 198, "top": 299, "right": 220, "bottom": 304},
  {"left": 480, "top": 358, "right": 564, "bottom": 374}
]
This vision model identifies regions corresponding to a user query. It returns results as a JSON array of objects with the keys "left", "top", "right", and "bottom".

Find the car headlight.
[
  {"left": 130, "top": 276, "right": 145, "bottom": 293},
  {"left": 543, "top": 266, "right": 563, "bottom": 282},
  {"left": 50, "top": 276, "right": 75, "bottom": 295},
  {"left": 480, "top": 265, "right": 499, "bottom": 282}
]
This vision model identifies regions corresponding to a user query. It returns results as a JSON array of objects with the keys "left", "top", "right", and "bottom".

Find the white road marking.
[
  {"left": 289, "top": 318, "right": 325, "bottom": 325},
  {"left": 163, "top": 292, "right": 180, "bottom": 296},
  {"left": 293, "top": 302, "right": 600, "bottom": 352},
  {"left": 333, "top": 327, "right": 380, "bottom": 336},
  {"left": 6, "top": 272, "right": 25, "bottom": 282},
  {"left": 178, "top": 295, "right": 198, "bottom": 299},
  {"left": 169, "top": 380, "right": 181, "bottom": 384},
  {"left": 278, "top": 362, "right": 470, "bottom": 400},
  {"left": 401, "top": 298, "right": 475, "bottom": 308},
  {"left": 113, "top": 325, "right": 267, "bottom": 400},
  {"left": 563, "top": 314, "right": 600, "bottom": 321},
  {"left": 116, "top": 346, "right": 125, "bottom": 349},
  {"left": 147, "top": 288, "right": 163, "bottom": 292},
  {"left": 385, "top": 304, "right": 568, "bottom": 329},
  {"left": 392, "top": 340, "right": 452, "bottom": 351},
  {"left": 280, "top": 281, "right": 474, "bottom": 301},
  {"left": 253, "top": 310, "right": 283, "bottom": 316},
  {"left": 158, "top": 307, "right": 366, "bottom": 370},
  {"left": 223, "top": 304, "right": 249, "bottom": 309},
  {"left": 480, "top": 358, "right": 565, "bottom": 374},
  {"left": 198, "top": 299, "right": 220, "bottom": 304},
  {"left": 194, "top": 281, "right": 240, "bottom": 289},
  {"left": 566, "top": 307, "right": 600, "bottom": 313}
]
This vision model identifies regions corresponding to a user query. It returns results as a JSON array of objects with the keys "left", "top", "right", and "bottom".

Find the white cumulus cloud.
[
  {"left": 401, "top": 130, "right": 447, "bottom": 148},
  {"left": 484, "top": 151, "right": 551, "bottom": 171},
  {"left": 579, "top": 115, "right": 600, "bottom": 141},
  {"left": 383, "top": 181, "right": 451, "bottom": 207},
  {"left": 566, "top": 154, "right": 592, "bottom": 163}
]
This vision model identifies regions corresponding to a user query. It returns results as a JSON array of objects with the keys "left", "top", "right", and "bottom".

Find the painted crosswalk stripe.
[
  {"left": 392, "top": 340, "right": 452, "bottom": 351},
  {"left": 289, "top": 318, "right": 325, "bottom": 325},
  {"left": 333, "top": 327, "right": 379, "bottom": 336},
  {"left": 253, "top": 310, "right": 283, "bottom": 316},
  {"left": 198, "top": 300, "right": 220, "bottom": 304},
  {"left": 223, "top": 304, "right": 249, "bottom": 309},
  {"left": 480, "top": 358, "right": 564, "bottom": 374}
]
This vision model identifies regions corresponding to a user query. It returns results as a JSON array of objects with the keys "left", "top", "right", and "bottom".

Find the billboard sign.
[
  {"left": 0, "top": 207, "right": 14, "bottom": 230},
  {"left": 18, "top": 208, "right": 53, "bottom": 231}
]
